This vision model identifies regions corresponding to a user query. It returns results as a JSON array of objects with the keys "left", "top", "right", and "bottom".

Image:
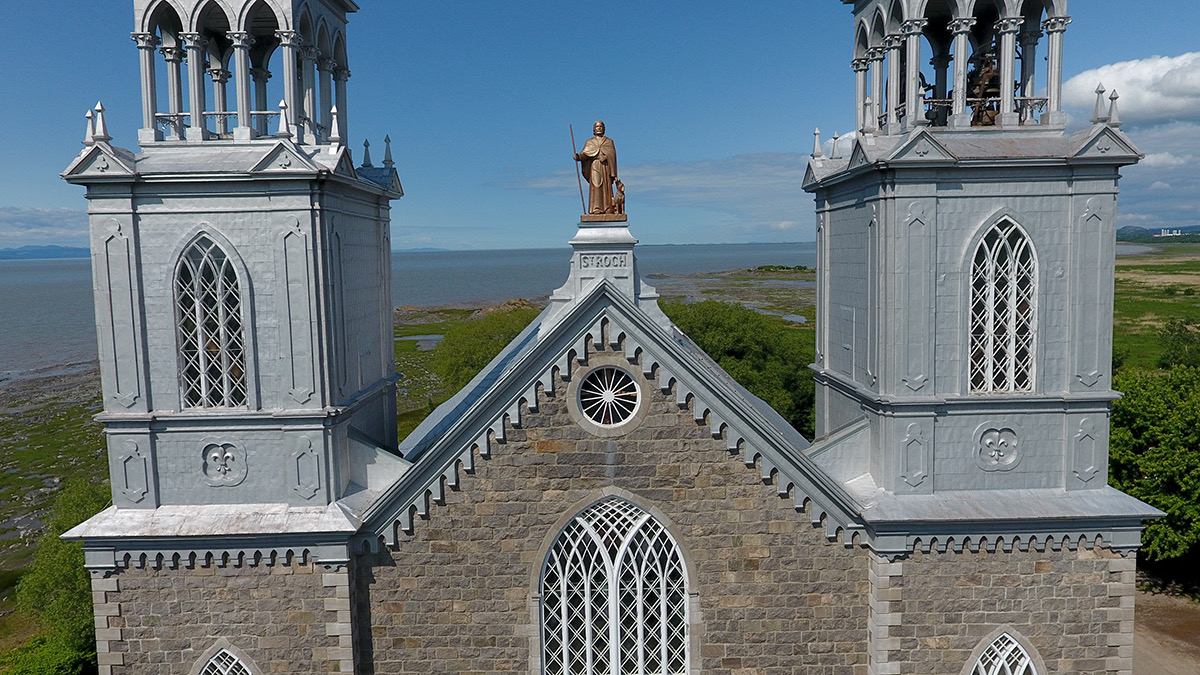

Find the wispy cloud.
[
  {"left": 1118, "top": 122, "right": 1200, "bottom": 230},
  {"left": 1064, "top": 52, "right": 1200, "bottom": 126},
  {"left": 0, "top": 207, "right": 89, "bottom": 248},
  {"left": 501, "top": 152, "right": 816, "bottom": 241}
]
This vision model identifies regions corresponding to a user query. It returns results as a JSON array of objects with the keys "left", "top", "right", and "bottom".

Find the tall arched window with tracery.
[
  {"left": 175, "top": 236, "right": 247, "bottom": 408},
  {"left": 540, "top": 497, "right": 689, "bottom": 675},
  {"left": 969, "top": 219, "right": 1037, "bottom": 393},
  {"left": 972, "top": 633, "right": 1037, "bottom": 675}
]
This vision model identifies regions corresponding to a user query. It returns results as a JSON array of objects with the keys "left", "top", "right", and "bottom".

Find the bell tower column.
[
  {"left": 229, "top": 31, "right": 255, "bottom": 141},
  {"left": 180, "top": 32, "right": 209, "bottom": 142},
  {"left": 132, "top": 33, "right": 162, "bottom": 143},
  {"left": 949, "top": 17, "right": 976, "bottom": 128},
  {"left": 996, "top": 17, "right": 1024, "bottom": 128},
  {"left": 1043, "top": 16, "right": 1071, "bottom": 126}
]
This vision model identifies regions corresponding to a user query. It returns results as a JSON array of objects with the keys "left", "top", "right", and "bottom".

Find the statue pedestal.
[{"left": 539, "top": 217, "right": 669, "bottom": 339}]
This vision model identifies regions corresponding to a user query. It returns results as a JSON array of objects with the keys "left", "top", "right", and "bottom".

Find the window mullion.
[{"left": 192, "top": 266, "right": 209, "bottom": 405}]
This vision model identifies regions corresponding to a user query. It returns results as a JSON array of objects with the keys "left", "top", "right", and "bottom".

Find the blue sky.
[{"left": 1, "top": 1, "right": 1197, "bottom": 250}]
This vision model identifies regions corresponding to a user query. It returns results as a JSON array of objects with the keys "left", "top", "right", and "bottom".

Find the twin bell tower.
[{"left": 63, "top": 0, "right": 404, "bottom": 568}]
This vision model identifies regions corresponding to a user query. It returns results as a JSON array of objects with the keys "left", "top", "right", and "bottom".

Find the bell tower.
[
  {"left": 63, "top": 0, "right": 405, "bottom": 568},
  {"left": 803, "top": 0, "right": 1157, "bottom": 554}
]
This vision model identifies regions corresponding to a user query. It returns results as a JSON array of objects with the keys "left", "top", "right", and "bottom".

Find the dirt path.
[{"left": 1137, "top": 590, "right": 1200, "bottom": 674}]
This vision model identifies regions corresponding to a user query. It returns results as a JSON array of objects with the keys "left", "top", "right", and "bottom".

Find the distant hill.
[
  {"left": 1117, "top": 225, "right": 1200, "bottom": 244},
  {"left": 0, "top": 245, "right": 90, "bottom": 260}
]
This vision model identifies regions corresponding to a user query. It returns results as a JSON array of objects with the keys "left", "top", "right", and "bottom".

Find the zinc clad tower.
[
  {"left": 803, "top": 2, "right": 1158, "bottom": 558},
  {"left": 63, "top": 0, "right": 404, "bottom": 579}
]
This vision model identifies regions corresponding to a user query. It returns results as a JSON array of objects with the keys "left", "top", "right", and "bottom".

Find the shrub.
[
  {"left": 1110, "top": 367, "right": 1200, "bottom": 561},
  {"left": 662, "top": 301, "right": 815, "bottom": 438}
]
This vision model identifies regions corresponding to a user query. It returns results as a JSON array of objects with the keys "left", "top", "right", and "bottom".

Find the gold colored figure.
[{"left": 574, "top": 121, "right": 619, "bottom": 215}]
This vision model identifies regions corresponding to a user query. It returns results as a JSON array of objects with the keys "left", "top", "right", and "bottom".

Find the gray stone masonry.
[
  {"left": 889, "top": 548, "right": 1135, "bottom": 675},
  {"left": 100, "top": 560, "right": 345, "bottom": 674},
  {"left": 358, "top": 349, "right": 870, "bottom": 675}
]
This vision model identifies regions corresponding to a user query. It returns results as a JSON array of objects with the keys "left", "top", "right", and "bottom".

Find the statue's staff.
[{"left": 569, "top": 124, "right": 586, "bottom": 213}]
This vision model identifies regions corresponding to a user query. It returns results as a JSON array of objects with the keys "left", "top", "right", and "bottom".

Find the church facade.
[{"left": 64, "top": 1, "right": 1159, "bottom": 674}]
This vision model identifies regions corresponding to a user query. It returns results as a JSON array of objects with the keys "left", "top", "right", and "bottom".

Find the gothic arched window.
[
  {"left": 969, "top": 219, "right": 1037, "bottom": 393},
  {"left": 540, "top": 498, "right": 689, "bottom": 675},
  {"left": 175, "top": 236, "right": 247, "bottom": 408},
  {"left": 972, "top": 632, "right": 1037, "bottom": 675},
  {"left": 199, "top": 648, "right": 252, "bottom": 675}
]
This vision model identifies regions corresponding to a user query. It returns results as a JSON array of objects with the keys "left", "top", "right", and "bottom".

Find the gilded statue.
[{"left": 574, "top": 121, "right": 619, "bottom": 216}]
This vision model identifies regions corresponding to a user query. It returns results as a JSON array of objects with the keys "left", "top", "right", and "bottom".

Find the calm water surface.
[{"left": 0, "top": 243, "right": 815, "bottom": 378}]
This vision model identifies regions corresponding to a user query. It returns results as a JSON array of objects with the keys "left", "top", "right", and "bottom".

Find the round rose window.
[{"left": 577, "top": 366, "right": 640, "bottom": 427}]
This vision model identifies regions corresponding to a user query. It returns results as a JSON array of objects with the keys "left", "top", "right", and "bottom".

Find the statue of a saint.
[{"left": 574, "top": 121, "right": 619, "bottom": 215}]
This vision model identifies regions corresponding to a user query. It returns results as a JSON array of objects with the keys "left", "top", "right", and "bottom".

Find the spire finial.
[
  {"left": 328, "top": 105, "right": 342, "bottom": 145},
  {"left": 1107, "top": 89, "right": 1123, "bottom": 127},
  {"left": 1090, "top": 83, "right": 1109, "bottom": 124},
  {"left": 361, "top": 139, "right": 373, "bottom": 168},
  {"left": 92, "top": 101, "right": 112, "bottom": 142},
  {"left": 84, "top": 109, "right": 96, "bottom": 146},
  {"left": 383, "top": 135, "right": 394, "bottom": 169},
  {"left": 812, "top": 128, "right": 824, "bottom": 159},
  {"left": 831, "top": 131, "right": 841, "bottom": 160},
  {"left": 863, "top": 96, "right": 876, "bottom": 134},
  {"left": 276, "top": 99, "right": 293, "bottom": 138}
]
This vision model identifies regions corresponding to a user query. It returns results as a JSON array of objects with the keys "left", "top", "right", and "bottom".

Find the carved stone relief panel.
[
  {"left": 279, "top": 216, "right": 314, "bottom": 405},
  {"left": 901, "top": 202, "right": 931, "bottom": 393},
  {"left": 900, "top": 422, "right": 928, "bottom": 488},
  {"left": 975, "top": 423, "right": 1021, "bottom": 472},
  {"left": 100, "top": 219, "right": 142, "bottom": 409},
  {"left": 290, "top": 436, "right": 320, "bottom": 499},
  {"left": 201, "top": 440, "right": 248, "bottom": 487},
  {"left": 116, "top": 439, "right": 150, "bottom": 504},
  {"left": 1075, "top": 197, "right": 1108, "bottom": 389},
  {"left": 1071, "top": 417, "right": 1100, "bottom": 484}
]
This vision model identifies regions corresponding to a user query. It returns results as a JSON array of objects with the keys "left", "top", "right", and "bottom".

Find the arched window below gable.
[
  {"left": 540, "top": 497, "right": 689, "bottom": 675},
  {"left": 175, "top": 235, "right": 248, "bottom": 408},
  {"left": 969, "top": 219, "right": 1037, "bottom": 393},
  {"left": 199, "top": 648, "right": 252, "bottom": 675},
  {"left": 971, "top": 632, "right": 1038, "bottom": 675}
]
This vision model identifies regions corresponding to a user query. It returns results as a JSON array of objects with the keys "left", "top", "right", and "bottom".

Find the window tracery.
[
  {"left": 541, "top": 497, "right": 688, "bottom": 675},
  {"left": 972, "top": 632, "right": 1037, "bottom": 675},
  {"left": 969, "top": 219, "right": 1036, "bottom": 393},
  {"left": 199, "top": 648, "right": 252, "bottom": 675},
  {"left": 176, "top": 236, "right": 248, "bottom": 408}
]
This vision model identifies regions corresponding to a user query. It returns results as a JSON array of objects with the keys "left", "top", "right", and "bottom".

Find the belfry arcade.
[
  {"left": 133, "top": 0, "right": 352, "bottom": 144},
  {"left": 850, "top": 0, "right": 1071, "bottom": 132}
]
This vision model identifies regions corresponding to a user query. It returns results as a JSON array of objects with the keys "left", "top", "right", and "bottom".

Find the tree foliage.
[
  {"left": 1157, "top": 317, "right": 1200, "bottom": 369},
  {"left": 430, "top": 305, "right": 542, "bottom": 392},
  {"left": 1110, "top": 366, "right": 1200, "bottom": 561},
  {"left": 662, "top": 301, "right": 815, "bottom": 438},
  {"left": 3, "top": 479, "right": 110, "bottom": 674}
]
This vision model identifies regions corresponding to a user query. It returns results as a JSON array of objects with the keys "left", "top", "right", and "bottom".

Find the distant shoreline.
[{"left": 0, "top": 241, "right": 820, "bottom": 262}]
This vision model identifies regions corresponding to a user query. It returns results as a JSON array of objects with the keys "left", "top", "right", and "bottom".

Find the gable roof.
[{"left": 356, "top": 280, "right": 868, "bottom": 550}]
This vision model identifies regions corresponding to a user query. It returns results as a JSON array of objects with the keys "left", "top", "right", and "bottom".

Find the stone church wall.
[
  {"left": 878, "top": 547, "right": 1135, "bottom": 674},
  {"left": 95, "top": 561, "right": 345, "bottom": 675},
  {"left": 358, "top": 351, "right": 871, "bottom": 675}
]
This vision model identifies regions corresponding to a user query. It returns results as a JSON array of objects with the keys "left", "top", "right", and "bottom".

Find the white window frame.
[
  {"left": 971, "top": 632, "right": 1037, "bottom": 675},
  {"left": 175, "top": 235, "right": 249, "bottom": 408},
  {"left": 540, "top": 497, "right": 689, "bottom": 675},
  {"left": 969, "top": 218, "right": 1037, "bottom": 394}
]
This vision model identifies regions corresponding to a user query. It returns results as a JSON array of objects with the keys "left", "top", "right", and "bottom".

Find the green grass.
[
  {"left": 1112, "top": 247, "right": 1200, "bottom": 369},
  {"left": 0, "top": 395, "right": 106, "bottom": 571}
]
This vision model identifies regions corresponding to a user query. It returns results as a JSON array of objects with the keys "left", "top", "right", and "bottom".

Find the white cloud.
[
  {"left": 1142, "top": 152, "right": 1191, "bottom": 168},
  {"left": 1117, "top": 122, "right": 1200, "bottom": 231},
  {"left": 1064, "top": 52, "right": 1200, "bottom": 125},
  {"left": 0, "top": 207, "right": 89, "bottom": 248}
]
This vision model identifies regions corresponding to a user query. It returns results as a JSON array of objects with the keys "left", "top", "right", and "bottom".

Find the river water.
[{"left": 0, "top": 242, "right": 816, "bottom": 379}]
